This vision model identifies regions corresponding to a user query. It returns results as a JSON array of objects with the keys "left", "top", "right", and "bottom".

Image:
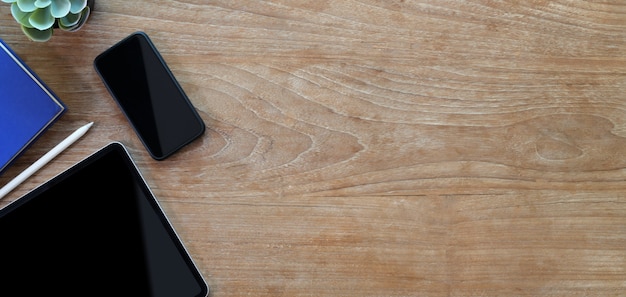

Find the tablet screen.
[{"left": 0, "top": 142, "right": 208, "bottom": 296}]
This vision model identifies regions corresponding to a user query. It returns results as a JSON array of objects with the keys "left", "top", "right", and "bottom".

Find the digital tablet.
[{"left": 0, "top": 142, "right": 209, "bottom": 296}]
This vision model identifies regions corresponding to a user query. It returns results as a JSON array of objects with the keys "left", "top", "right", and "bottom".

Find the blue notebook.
[{"left": 0, "top": 39, "right": 66, "bottom": 174}]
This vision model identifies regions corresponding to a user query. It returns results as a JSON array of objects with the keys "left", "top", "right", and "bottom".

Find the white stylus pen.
[{"left": 0, "top": 122, "right": 94, "bottom": 200}]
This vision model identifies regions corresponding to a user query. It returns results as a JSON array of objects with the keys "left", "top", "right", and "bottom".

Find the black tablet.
[{"left": 0, "top": 142, "right": 209, "bottom": 296}]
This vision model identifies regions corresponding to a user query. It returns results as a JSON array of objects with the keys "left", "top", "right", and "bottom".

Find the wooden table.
[{"left": 1, "top": 1, "right": 625, "bottom": 296}]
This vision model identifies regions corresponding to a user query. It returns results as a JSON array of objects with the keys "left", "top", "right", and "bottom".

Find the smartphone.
[{"left": 94, "top": 32, "right": 205, "bottom": 160}]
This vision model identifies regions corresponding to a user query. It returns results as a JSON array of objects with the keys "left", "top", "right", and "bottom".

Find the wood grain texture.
[{"left": 1, "top": 1, "right": 625, "bottom": 296}]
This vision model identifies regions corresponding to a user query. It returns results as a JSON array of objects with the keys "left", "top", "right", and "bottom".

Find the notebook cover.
[{"left": 0, "top": 39, "right": 67, "bottom": 174}]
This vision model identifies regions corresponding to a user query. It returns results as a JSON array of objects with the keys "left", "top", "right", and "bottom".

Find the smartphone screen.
[{"left": 94, "top": 32, "right": 205, "bottom": 160}]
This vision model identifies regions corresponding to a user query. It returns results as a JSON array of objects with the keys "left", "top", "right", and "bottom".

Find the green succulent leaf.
[
  {"left": 50, "top": 0, "right": 70, "bottom": 18},
  {"left": 21, "top": 25, "right": 53, "bottom": 42},
  {"left": 58, "top": 5, "right": 88, "bottom": 31},
  {"left": 68, "top": 0, "right": 86, "bottom": 14},
  {"left": 58, "top": 8, "right": 79, "bottom": 27},
  {"left": 29, "top": 6, "right": 55, "bottom": 30},
  {"left": 10, "top": 3, "right": 33, "bottom": 27},
  {"left": 2, "top": 0, "right": 18, "bottom": 4},
  {"left": 34, "top": 0, "right": 51, "bottom": 8},
  {"left": 17, "top": 0, "right": 38, "bottom": 12}
]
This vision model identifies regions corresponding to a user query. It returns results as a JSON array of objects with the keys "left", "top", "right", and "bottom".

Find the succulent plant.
[{"left": 1, "top": 0, "right": 92, "bottom": 42}]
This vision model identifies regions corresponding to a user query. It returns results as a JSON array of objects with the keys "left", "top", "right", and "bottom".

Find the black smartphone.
[{"left": 94, "top": 32, "right": 205, "bottom": 160}]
